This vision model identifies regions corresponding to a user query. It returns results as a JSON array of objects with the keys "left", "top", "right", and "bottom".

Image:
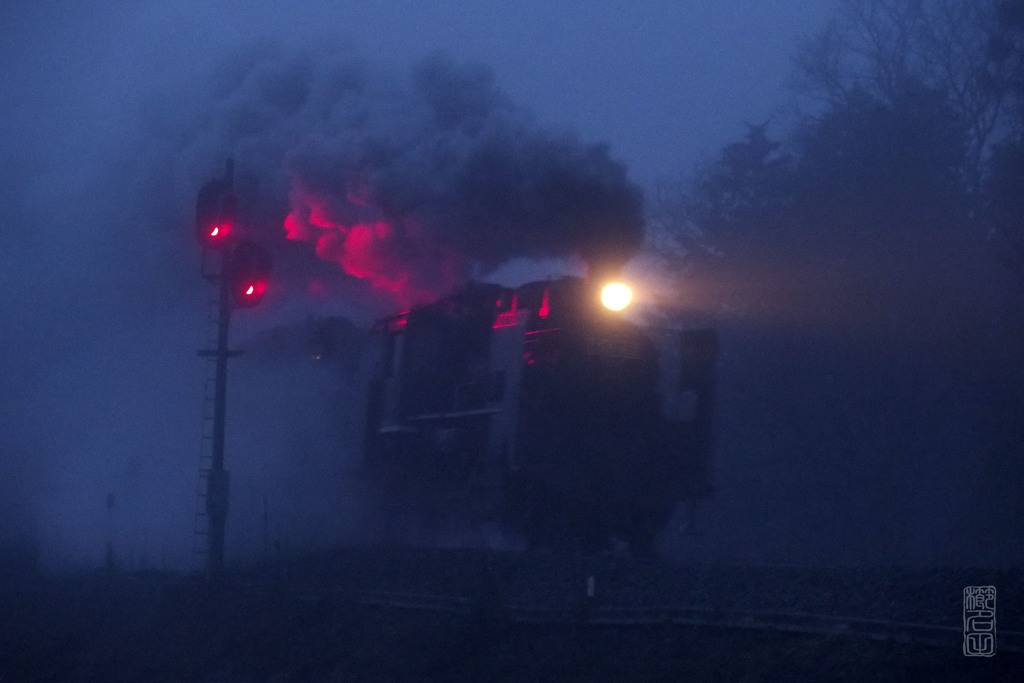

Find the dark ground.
[{"left": 1, "top": 547, "right": 1021, "bottom": 682}]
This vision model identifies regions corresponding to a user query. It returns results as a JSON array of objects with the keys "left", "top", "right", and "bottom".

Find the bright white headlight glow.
[{"left": 601, "top": 282, "right": 632, "bottom": 311}]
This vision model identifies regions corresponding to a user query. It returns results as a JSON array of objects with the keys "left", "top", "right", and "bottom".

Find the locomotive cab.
[{"left": 363, "top": 276, "right": 716, "bottom": 553}]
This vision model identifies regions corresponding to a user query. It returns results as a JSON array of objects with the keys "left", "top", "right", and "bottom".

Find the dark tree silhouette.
[
  {"left": 795, "top": 0, "right": 1023, "bottom": 185},
  {"left": 648, "top": 0, "right": 1024, "bottom": 570},
  {"left": 655, "top": 0, "right": 1024, "bottom": 293},
  {"left": 985, "top": 0, "right": 1024, "bottom": 279}
]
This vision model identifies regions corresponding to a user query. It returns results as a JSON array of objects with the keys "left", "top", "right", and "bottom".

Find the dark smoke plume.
[{"left": 190, "top": 48, "right": 644, "bottom": 304}]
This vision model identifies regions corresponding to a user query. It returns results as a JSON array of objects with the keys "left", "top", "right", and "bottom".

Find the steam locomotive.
[{"left": 362, "top": 276, "right": 717, "bottom": 554}]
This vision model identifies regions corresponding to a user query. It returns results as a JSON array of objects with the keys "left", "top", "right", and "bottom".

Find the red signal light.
[
  {"left": 196, "top": 180, "right": 237, "bottom": 250},
  {"left": 228, "top": 241, "right": 272, "bottom": 308},
  {"left": 241, "top": 281, "right": 266, "bottom": 298}
]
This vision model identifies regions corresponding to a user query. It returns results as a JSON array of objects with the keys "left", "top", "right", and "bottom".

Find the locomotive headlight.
[{"left": 600, "top": 282, "right": 632, "bottom": 311}]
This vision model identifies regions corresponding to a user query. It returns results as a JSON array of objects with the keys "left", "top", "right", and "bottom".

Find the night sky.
[{"left": 2, "top": 1, "right": 1020, "bottom": 571}]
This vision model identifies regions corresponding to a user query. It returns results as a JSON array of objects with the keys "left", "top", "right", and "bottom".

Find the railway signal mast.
[{"left": 195, "top": 159, "right": 271, "bottom": 579}]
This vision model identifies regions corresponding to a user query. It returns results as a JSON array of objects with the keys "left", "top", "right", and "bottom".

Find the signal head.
[
  {"left": 228, "top": 240, "right": 272, "bottom": 308},
  {"left": 196, "top": 180, "right": 237, "bottom": 250}
]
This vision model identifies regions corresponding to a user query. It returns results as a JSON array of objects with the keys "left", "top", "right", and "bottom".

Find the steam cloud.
[
  {"left": 193, "top": 49, "right": 644, "bottom": 304},
  {"left": 0, "top": 39, "right": 647, "bottom": 571}
]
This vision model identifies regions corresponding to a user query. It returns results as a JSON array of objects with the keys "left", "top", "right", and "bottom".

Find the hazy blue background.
[{"left": 13, "top": 1, "right": 1018, "bottom": 571}]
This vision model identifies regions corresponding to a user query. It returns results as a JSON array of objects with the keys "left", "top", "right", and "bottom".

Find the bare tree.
[{"left": 796, "top": 0, "right": 1024, "bottom": 180}]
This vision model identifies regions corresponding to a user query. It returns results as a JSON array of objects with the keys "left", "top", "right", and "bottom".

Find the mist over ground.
[
  {"left": 0, "top": 7, "right": 649, "bottom": 569},
  {"left": 2, "top": 0, "right": 1021, "bottom": 572}
]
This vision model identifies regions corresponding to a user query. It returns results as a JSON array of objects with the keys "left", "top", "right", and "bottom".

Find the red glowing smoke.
[
  {"left": 284, "top": 193, "right": 468, "bottom": 307},
  {"left": 201, "top": 51, "right": 644, "bottom": 304}
]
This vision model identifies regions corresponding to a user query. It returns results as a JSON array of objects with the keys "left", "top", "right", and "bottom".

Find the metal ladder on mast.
[{"left": 192, "top": 252, "right": 222, "bottom": 569}]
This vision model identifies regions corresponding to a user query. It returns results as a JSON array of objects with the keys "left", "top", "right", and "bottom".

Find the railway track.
[
  {"left": 293, "top": 587, "right": 1024, "bottom": 654},
  {"left": 8, "top": 551, "right": 1020, "bottom": 680},
  {"left": 90, "top": 546, "right": 1023, "bottom": 657}
]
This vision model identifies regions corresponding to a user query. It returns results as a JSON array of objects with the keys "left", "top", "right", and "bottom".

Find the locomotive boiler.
[{"left": 362, "top": 276, "right": 716, "bottom": 554}]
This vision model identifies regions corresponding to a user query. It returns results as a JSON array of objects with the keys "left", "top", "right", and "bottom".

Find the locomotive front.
[{"left": 363, "top": 276, "right": 715, "bottom": 554}]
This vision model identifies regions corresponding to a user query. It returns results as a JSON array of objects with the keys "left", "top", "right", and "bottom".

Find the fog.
[{"left": 2, "top": 0, "right": 1021, "bottom": 572}]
